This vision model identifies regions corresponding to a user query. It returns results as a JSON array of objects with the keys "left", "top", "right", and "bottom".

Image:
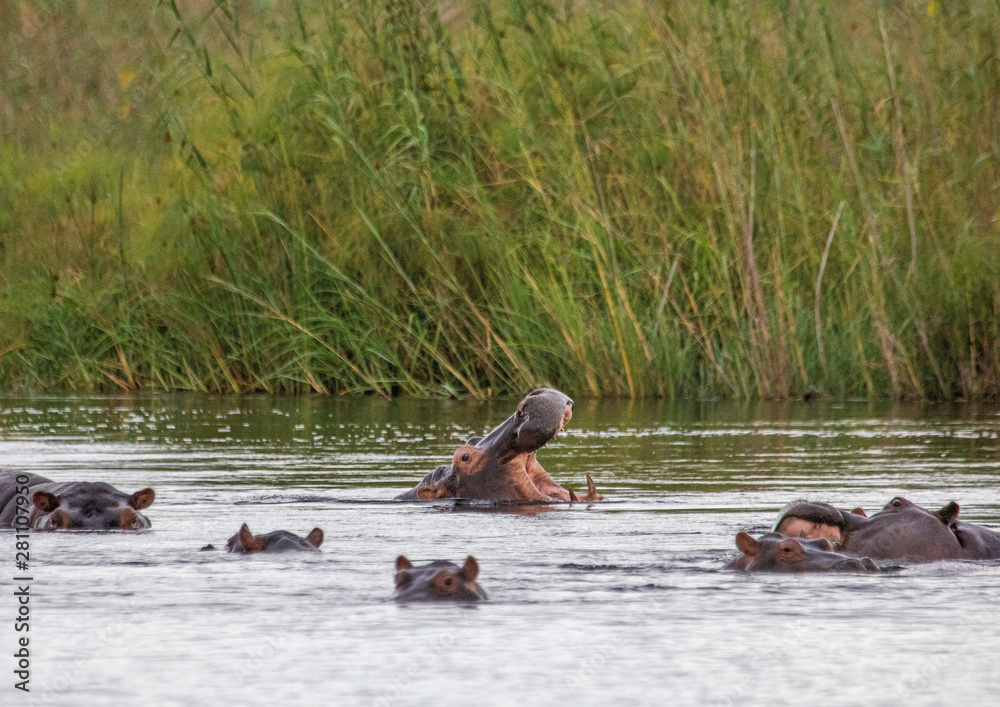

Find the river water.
[{"left": 1, "top": 394, "right": 998, "bottom": 705}]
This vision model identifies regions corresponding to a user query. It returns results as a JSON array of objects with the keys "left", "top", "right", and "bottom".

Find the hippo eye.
[
  {"left": 461, "top": 453, "right": 470, "bottom": 462},
  {"left": 892, "top": 499, "right": 903, "bottom": 508}
]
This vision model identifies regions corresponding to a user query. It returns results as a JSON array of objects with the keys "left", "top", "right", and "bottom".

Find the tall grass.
[{"left": 1, "top": 0, "right": 999, "bottom": 399}]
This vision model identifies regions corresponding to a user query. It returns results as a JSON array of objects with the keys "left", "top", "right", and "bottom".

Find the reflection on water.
[{"left": 1, "top": 395, "right": 998, "bottom": 705}]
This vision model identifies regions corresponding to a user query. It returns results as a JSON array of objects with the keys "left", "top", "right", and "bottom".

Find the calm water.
[{"left": 1, "top": 394, "right": 999, "bottom": 706}]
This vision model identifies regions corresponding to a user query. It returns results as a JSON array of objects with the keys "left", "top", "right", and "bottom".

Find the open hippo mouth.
[{"left": 395, "top": 389, "right": 601, "bottom": 504}]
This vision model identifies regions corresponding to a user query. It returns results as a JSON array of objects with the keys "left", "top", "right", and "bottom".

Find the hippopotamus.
[
  {"left": 396, "top": 388, "right": 602, "bottom": 503},
  {"left": 0, "top": 469, "right": 155, "bottom": 530},
  {"left": 225, "top": 523, "right": 324, "bottom": 553},
  {"left": 950, "top": 517, "right": 1000, "bottom": 560},
  {"left": 392, "top": 555, "right": 487, "bottom": 602},
  {"left": 853, "top": 499, "right": 1000, "bottom": 560},
  {"left": 774, "top": 497, "right": 964, "bottom": 561},
  {"left": 725, "top": 532, "right": 879, "bottom": 572}
]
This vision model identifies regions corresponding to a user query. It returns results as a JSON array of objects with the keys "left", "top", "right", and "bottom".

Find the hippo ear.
[
  {"left": 306, "top": 528, "right": 324, "bottom": 548},
  {"left": 585, "top": 474, "right": 603, "bottom": 501},
  {"left": 396, "top": 556, "right": 413, "bottom": 572},
  {"left": 33, "top": 491, "right": 60, "bottom": 513},
  {"left": 466, "top": 435, "right": 483, "bottom": 446},
  {"left": 238, "top": 523, "right": 266, "bottom": 552},
  {"left": 935, "top": 502, "right": 960, "bottom": 526},
  {"left": 129, "top": 488, "right": 155, "bottom": 510},
  {"left": 735, "top": 532, "right": 760, "bottom": 557},
  {"left": 850, "top": 507, "right": 868, "bottom": 517},
  {"left": 460, "top": 556, "right": 479, "bottom": 582}
]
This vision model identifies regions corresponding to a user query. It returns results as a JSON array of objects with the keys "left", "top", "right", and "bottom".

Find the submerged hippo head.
[
  {"left": 730, "top": 532, "right": 879, "bottom": 572},
  {"left": 32, "top": 482, "right": 155, "bottom": 530},
  {"left": 226, "top": 523, "right": 324, "bottom": 554},
  {"left": 775, "top": 497, "right": 963, "bottom": 562},
  {"left": 398, "top": 389, "right": 599, "bottom": 503},
  {"left": 392, "top": 555, "right": 487, "bottom": 602}
]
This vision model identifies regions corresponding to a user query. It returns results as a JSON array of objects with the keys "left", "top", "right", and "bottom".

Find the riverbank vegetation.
[{"left": 1, "top": 0, "right": 998, "bottom": 399}]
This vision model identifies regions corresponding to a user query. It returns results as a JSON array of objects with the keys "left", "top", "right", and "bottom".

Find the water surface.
[{"left": 1, "top": 395, "right": 998, "bottom": 705}]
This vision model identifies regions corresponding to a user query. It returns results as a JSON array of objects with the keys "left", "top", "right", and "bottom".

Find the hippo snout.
[{"left": 512, "top": 389, "right": 574, "bottom": 452}]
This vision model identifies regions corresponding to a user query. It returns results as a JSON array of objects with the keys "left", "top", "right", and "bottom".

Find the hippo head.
[
  {"left": 392, "top": 555, "right": 487, "bottom": 602},
  {"left": 775, "top": 497, "right": 964, "bottom": 561},
  {"left": 732, "top": 532, "right": 879, "bottom": 572},
  {"left": 449, "top": 388, "right": 574, "bottom": 502},
  {"left": 226, "top": 524, "right": 324, "bottom": 554},
  {"left": 396, "top": 389, "right": 580, "bottom": 503},
  {"left": 32, "top": 483, "right": 155, "bottom": 530},
  {"left": 879, "top": 496, "right": 959, "bottom": 524}
]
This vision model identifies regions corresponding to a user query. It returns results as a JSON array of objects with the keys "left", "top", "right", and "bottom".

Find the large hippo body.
[
  {"left": 0, "top": 469, "right": 155, "bottom": 530},
  {"left": 396, "top": 389, "right": 600, "bottom": 503},
  {"left": 774, "top": 497, "right": 1000, "bottom": 561},
  {"left": 725, "top": 532, "right": 879, "bottom": 573}
]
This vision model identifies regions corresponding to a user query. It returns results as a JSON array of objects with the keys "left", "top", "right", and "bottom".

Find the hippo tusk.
[{"left": 568, "top": 488, "right": 579, "bottom": 502}]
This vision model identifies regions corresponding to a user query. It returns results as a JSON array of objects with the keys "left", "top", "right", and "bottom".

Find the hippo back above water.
[
  {"left": 0, "top": 469, "right": 155, "bottom": 530},
  {"left": 775, "top": 497, "right": 966, "bottom": 561}
]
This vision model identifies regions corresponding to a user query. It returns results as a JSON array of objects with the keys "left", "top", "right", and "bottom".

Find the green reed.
[{"left": 1, "top": 0, "right": 998, "bottom": 399}]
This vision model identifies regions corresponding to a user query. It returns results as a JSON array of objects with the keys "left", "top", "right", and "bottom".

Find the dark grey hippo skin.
[
  {"left": 225, "top": 523, "right": 324, "bottom": 553},
  {"left": 725, "top": 532, "right": 879, "bottom": 572},
  {"left": 775, "top": 497, "right": 1000, "bottom": 561},
  {"left": 0, "top": 469, "right": 154, "bottom": 530},
  {"left": 392, "top": 555, "right": 487, "bottom": 602}
]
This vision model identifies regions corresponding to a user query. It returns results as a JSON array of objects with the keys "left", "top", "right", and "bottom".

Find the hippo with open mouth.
[
  {"left": 725, "top": 532, "right": 880, "bottom": 572},
  {"left": 396, "top": 389, "right": 602, "bottom": 503},
  {"left": 225, "top": 523, "right": 324, "bottom": 553},
  {"left": 774, "top": 497, "right": 968, "bottom": 561},
  {"left": 392, "top": 555, "right": 487, "bottom": 602},
  {"left": 0, "top": 469, "right": 155, "bottom": 530}
]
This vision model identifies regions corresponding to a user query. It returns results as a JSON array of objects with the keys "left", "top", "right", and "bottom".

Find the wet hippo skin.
[
  {"left": 775, "top": 497, "right": 965, "bottom": 561},
  {"left": 0, "top": 469, "right": 155, "bottom": 530},
  {"left": 392, "top": 555, "right": 487, "bottom": 602},
  {"left": 226, "top": 523, "right": 324, "bottom": 553},
  {"left": 396, "top": 389, "right": 602, "bottom": 503},
  {"left": 725, "top": 532, "right": 880, "bottom": 572}
]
